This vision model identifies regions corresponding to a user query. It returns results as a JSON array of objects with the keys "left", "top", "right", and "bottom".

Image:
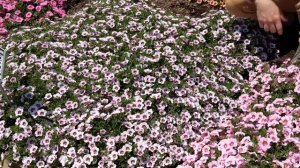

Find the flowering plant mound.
[
  {"left": 180, "top": 60, "right": 300, "bottom": 167},
  {"left": 0, "top": 0, "right": 295, "bottom": 167},
  {"left": 0, "top": 0, "right": 67, "bottom": 38},
  {"left": 233, "top": 61, "right": 300, "bottom": 167}
]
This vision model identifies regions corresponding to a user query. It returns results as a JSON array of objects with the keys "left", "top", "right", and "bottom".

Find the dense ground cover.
[{"left": 0, "top": 0, "right": 299, "bottom": 167}]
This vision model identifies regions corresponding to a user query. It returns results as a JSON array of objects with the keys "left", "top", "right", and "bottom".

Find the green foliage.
[{"left": 90, "top": 114, "right": 127, "bottom": 136}]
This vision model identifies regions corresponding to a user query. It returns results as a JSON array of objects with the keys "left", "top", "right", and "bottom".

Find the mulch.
[
  {"left": 146, "top": 0, "right": 217, "bottom": 17},
  {"left": 65, "top": 0, "right": 94, "bottom": 15}
]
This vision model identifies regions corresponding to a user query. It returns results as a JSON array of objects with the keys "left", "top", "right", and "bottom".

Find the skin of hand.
[{"left": 254, "top": 0, "right": 288, "bottom": 35}]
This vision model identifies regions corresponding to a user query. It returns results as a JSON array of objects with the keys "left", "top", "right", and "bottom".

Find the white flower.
[
  {"left": 83, "top": 154, "right": 93, "bottom": 165},
  {"left": 127, "top": 157, "right": 137, "bottom": 166},
  {"left": 47, "top": 154, "right": 57, "bottom": 164},
  {"left": 19, "top": 119, "right": 28, "bottom": 128},
  {"left": 44, "top": 93, "right": 52, "bottom": 100},
  {"left": 29, "top": 145, "right": 38, "bottom": 154},
  {"left": 37, "top": 109, "right": 47, "bottom": 117},
  {"left": 107, "top": 161, "right": 117, "bottom": 168},
  {"left": 60, "top": 139, "right": 69, "bottom": 148},
  {"left": 59, "top": 155, "right": 69, "bottom": 166},
  {"left": 90, "top": 147, "right": 99, "bottom": 156},
  {"left": 109, "top": 151, "right": 118, "bottom": 161},
  {"left": 22, "top": 156, "right": 33, "bottom": 166},
  {"left": 15, "top": 107, "right": 23, "bottom": 116},
  {"left": 36, "top": 161, "right": 45, "bottom": 168}
]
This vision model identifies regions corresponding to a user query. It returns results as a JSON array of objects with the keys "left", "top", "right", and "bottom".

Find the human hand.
[{"left": 255, "top": 0, "right": 287, "bottom": 35}]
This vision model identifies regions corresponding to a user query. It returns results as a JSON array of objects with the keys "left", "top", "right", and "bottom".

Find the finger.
[
  {"left": 259, "top": 21, "right": 264, "bottom": 29},
  {"left": 269, "top": 23, "right": 277, "bottom": 34},
  {"left": 275, "top": 20, "right": 283, "bottom": 35},
  {"left": 263, "top": 24, "right": 269, "bottom": 32}
]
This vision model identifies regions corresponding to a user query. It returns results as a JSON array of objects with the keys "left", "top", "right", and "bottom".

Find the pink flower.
[
  {"left": 277, "top": 76, "right": 287, "bottom": 83},
  {"left": 4, "top": 13, "right": 11, "bottom": 19},
  {"left": 184, "top": 154, "right": 197, "bottom": 163},
  {"left": 24, "top": 17, "right": 31, "bottom": 22},
  {"left": 267, "top": 128, "right": 278, "bottom": 136},
  {"left": 294, "top": 84, "right": 300, "bottom": 94},
  {"left": 290, "top": 153, "right": 300, "bottom": 166},
  {"left": 227, "top": 138, "right": 238, "bottom": 148},
  {"left": 268, "top": 114, "right": 280, "bottom": 127},
  {"left": 208, "top": 161, "right": 218, "bottom": 168},
  {"left": 227, "top": 148, "right": 237, "bottom": 156},
  {"left": 40, "top": 1, "right": 48, "bottom": 6},
  {"left": 258, "top": 137, "right": 271, "bottom": 153},
  {"left": 14, "top": 16, "right": 23, "bottom": 23},
  {"left": 273, "top": 98, "right": 286, "bottom": 105},
  {"left": 274, "top": 67, "right": 287, "bottom": 74},
  {"left": 258, "top": 115, "right": 268, "bottom": 125},
  {"left": 218, "top": 139, "right": 230, "bottom": 152},
  {"left": 284, "top": 96, "right": 295, "bottom": 103},
  {"left": 0, "top": 28, "right": 7, "bottom": 34},
  {"left": 276, "top": 107, "right": 287, "bottom": 114},
  {"left": 45, "top": 11, "right": 54, "bottom": 18},
  {"left": 240, "top": 136, "right": 253, "bottom": 147},
  {"left": 273, "top": 159, "right": 285, "bottom": 167},
  {"left": 237, "top": 146, "right": 248, "bottom": 154},
  {"left": 15, "top": 10, "right": 21, "bottom": 15},
  {"left": 26, "top": 12, "right": 32, "bottom": 18},
  {"left": 280, "top": 116, "right": 293, "bottom": 128},
  {"left": 53, "top": 7, "right": 66, "bottom": 17},
  {"left": 3, "top": 4, "right": 15, "bottom": 11},
  {"left": 202, "top": 145, "right": 210, "bottom": 155},
  {"left": 196, "top": 0, "right": 203, "bottom": 4},
  {"left": 287, "top": 65, "right": 299, "bottom": 73},
  {"left": 269, "top": 64, "right": 278, "bottom": 73},
  {"left": 36, "top": 6, "right": 42, "bottom": 12},
  {"left": 266, "top": 104, "right": 276, "bottom": 113},
  {"left": 261, "top": 74, "right": 272, "bottom": 83},
  {"left": 238, "top": 94, "right": 249, "bottom": 102},
  {"left": 293, "top": 107, "right": 300, "bottom": 114},
  {"left": 50, "top": 1, "right": 57, "bottom": 7},
  {"left": 224, "top": 156, "right": 237, "bottom": 167},
  {"left": 27, "top": 5, "right": 35, "bottom": 10},
  {"left": 269, "top": 135, "right": 280, "bottom": 143},
  {"left": 246, "top": 112, "right": 259, "bottom": 122},
  {"left": 283, "top": 128, "right": 293, "bottom": 138},
  {"left": 263, "top": 95, "right": 272, "bottom": 102}
]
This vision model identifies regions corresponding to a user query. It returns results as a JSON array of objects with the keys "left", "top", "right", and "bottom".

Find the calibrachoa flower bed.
[
  {"left": 0, "top": 0, "right": 298, "bottom": 167},
  {"left": 227, "top": 61, "right": 300, "bottom": 167},
  {"left": 0, "top": 0, "right": 67, "bottom": 38}
]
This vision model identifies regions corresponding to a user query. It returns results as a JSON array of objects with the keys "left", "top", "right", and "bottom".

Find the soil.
[
  {"left": 65, "top": 0, "right": 94, "bottom": 15},
  {"left": 146, "top": 0, "right": 215, "bottom": 17},
  {"left": 65, "top": 0, "right": 214, "bottom": 17}
]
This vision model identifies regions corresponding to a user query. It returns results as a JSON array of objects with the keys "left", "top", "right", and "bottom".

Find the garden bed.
[{"left": 0, "top": 0, "right": 299, "bottom": 167}]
